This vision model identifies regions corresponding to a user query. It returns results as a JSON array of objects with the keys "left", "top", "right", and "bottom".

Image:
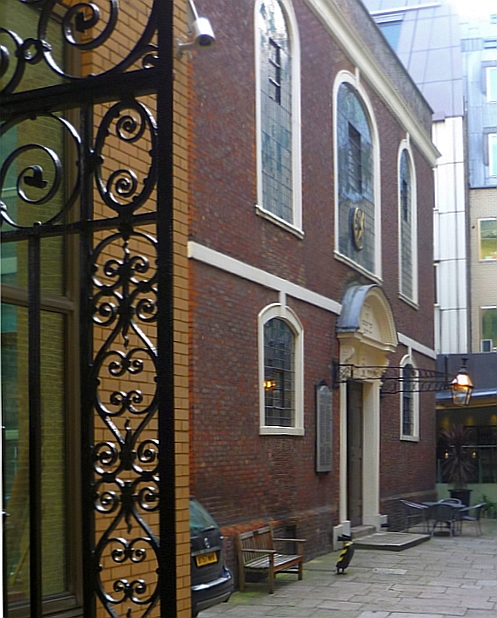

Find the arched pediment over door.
[{"left": 336, "top": 284, "right": 398, "bottom": 373}]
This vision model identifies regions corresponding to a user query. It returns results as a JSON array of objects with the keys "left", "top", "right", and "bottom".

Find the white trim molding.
[
  {"left": 397, "top": 332, "right": 436, "bottom": 360},
  {"left": 188, "top": 241, "right": 342, "bottom": 315},
  {"left": 189, "top": 241, "right": 436, "bottom": 360}
]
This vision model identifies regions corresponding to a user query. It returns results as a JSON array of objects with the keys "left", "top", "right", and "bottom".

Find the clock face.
[{"left": 350, "top": 206, "right": 365, "bottom": 250}]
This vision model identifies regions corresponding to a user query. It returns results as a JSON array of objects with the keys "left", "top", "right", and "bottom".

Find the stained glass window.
[
  {"left": 337, "top": 83, "right": 375, "bottom": 273},
  {"left": 258, "top": 0, "right": 293, "bottom": 223},
  {"left": 264, "top": 318, "right": 294, "bottom": 427},
  {"left": 401, "top": 363, "right": 415, "bottom": 437},
  {"left": 400, "top": 149, "right": 413, "bottom": 300}
]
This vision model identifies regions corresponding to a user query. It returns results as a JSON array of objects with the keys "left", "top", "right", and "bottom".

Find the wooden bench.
[{"left": 235, "top": 525, "right": 305, "bottom": 594}]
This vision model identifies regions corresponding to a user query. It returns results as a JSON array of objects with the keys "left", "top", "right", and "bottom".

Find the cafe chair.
[
  {"left": 458, "top": 503, "right": 485, "bottom": 536},
  {"left": 400, "top": 499, "right": 430, "bottom": 534},
  {"left": 430, "top": 502, "right": 459, "bottom": 537}
]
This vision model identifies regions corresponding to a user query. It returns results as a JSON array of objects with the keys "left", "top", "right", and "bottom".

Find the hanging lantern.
[{"left": 451, "top": 358, "right": 473, "bottom": 407}]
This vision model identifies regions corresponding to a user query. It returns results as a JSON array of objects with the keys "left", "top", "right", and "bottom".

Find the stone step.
[
  {"left": 350, "top": 525, "right": 376, "bottom": 540},
  {"left": 354, "top": 531, "right": 430, "bottom": 551}
]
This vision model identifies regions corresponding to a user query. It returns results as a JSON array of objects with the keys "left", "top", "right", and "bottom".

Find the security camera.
[
  {"left": 191, "top": 17, "right": 215, "bottom": 48},
  {"left": 176, "top": 1, "right": 216, "bottom": 58}
]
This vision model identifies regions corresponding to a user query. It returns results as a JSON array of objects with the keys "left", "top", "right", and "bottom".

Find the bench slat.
[{"left": 245, "top": 554, "right": 302, "bottom": 569}]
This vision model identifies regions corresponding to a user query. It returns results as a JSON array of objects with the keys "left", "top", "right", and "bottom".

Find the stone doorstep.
[
  {"left": 351, "top": 525, "right": 377, "bottom": 540},
  {"left": 353, "top": 531, "right": 431, "bottom": 551}
]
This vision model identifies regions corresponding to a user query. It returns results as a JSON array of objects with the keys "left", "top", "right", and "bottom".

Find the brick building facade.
[{"left": 185, "top": 0, "right": 439, "bottom": 575}]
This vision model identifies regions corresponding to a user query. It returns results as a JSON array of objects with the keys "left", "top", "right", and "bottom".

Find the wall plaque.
[{"left": 316, "top": 381, "right": 333, "bottom": 472}]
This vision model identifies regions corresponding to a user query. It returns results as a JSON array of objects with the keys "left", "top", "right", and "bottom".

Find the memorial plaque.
[{"left": 316, "top": 382, "right": 333, "bottom": 472}]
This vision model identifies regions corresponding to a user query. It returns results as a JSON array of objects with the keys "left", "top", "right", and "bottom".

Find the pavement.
[{"left": 201, "top": 519, "right": 497, "bottom": 618}]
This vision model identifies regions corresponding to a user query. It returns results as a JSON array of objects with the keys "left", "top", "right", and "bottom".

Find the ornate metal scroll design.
[
  {"left": 380, "top": 366, "right": 449, "bottom": 395},
  {"left": 0, "top": 0, "right": 158, "bottom": 95},
  {"left": 0, "top": 114, "right": 81, "bottom": 229},
  {"left": 89, "top": 96, "right": 159, "bottom": 617},
  {"left": 332, "top": 361, "right": 449, "bottom": 394},
  {"left": 94, "top": 99, "right": 158, "bottom": 230},
  {"left": 91, "top": 228, "right": 160, "bottom": 617}
]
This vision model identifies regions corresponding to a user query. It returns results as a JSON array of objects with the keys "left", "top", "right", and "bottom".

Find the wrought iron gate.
[{"left": 1, "top": 1, "right": 177, "bottom": 616}]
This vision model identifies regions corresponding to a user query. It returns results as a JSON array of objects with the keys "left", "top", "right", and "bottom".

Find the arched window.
[
  {"left": 398, "top": 144, "right": 417, "bottom": 303},
  {"left": 264, "top": 318, "right": 294, "bottom": 427},
  {"left": 259, "top": 304, "right": 303, "bottom": 435},
  {"left": 256, "top": 0, "right": 302, "bottom": 232},
  {"left": 400, "top": 356, "right": 419, "bottom": 440},
  {"left": 335, "top": 76, "right": 379, "bottom": 276}
]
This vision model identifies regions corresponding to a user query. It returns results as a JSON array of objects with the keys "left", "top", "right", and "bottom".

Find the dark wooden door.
[{"left": 347, "top": 381, "right": 363, "bottom": 527}]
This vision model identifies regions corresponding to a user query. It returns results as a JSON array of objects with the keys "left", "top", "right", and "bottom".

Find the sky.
[{"left": 449, "top": 0, "right": 497, "bottom": 18}]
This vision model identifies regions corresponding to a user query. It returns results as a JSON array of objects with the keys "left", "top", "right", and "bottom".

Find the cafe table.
[{"left": 422, "top": 500, "right": 466, "bottom": 536}]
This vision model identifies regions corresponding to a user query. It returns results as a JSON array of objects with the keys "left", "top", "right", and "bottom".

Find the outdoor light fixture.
[
  {"left": 450, "top": 358, "right": 473, "bottom": 407},
  {"left": 176, "top": 0, "right": 216, "bottom": 58}
]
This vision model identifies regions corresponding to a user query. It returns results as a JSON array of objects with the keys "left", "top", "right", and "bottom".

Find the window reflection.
[{"left": 2, "top": 305, "right": 67, "bottom": 603}]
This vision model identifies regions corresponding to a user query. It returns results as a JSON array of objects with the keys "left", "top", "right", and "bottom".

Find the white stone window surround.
[
  {"left": 397, "top": 137, "right": 419, "bottom": 308},
  {"left": 258, "top": 301, "right": 304, "bottom": 436},
  {"left": 333, "top": 69, "right": 382, "bottom": 281},
  {"left": 254, "top": 0, "right": 303, "bottom": 236},
  {"left": 399, "top": 352, "right": 419, "bottom": 442}
]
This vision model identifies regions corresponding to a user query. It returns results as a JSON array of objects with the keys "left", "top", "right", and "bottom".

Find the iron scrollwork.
[
  {"left": 332, "top": 361, "right": 449, "bottom": 394},
  {"left": 91, "top": 228, "right": 160, "bottom": 616},
  {"left": 0, "top": 114, "right": 81, "bottom": 229},
  {"left": 1, "top": 0, "right": 171, "bottom": 615},
  {"left": 0, "top": 0, "right": 158, "bottom": 95},
  {"left": 94, "top": 99, "right": 158, "bottom": 222}
]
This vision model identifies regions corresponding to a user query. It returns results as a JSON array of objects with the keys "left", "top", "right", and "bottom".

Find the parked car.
[{"left": 190, "top": 498, "right": 233, "bottom": 617}]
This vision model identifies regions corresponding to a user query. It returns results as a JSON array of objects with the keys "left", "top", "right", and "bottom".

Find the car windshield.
[{"left": 190, "top": 499, "right": 217, "bottom": 533}]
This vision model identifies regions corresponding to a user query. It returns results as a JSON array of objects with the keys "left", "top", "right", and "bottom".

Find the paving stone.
[
  {"left": 205, "top": 519, "right": 497, "bottom": 617},
  {"left": 388, "top": 614, "right": 443, "bottom": 618},
  {"left": 319, "top": 600, "right": 366, "bottom": 610}
]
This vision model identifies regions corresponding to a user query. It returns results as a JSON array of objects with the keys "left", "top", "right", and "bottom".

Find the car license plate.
[{"left": 196, "top": 551, "right": 217, "bottom": 567}]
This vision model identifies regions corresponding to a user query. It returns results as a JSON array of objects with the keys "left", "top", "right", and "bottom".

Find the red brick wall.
[
  {"left": 189, "top": 261, "right": 340, "bottom": 559},
  {"left": 188, "top": 0, "right": 436, "bottom": 570}
]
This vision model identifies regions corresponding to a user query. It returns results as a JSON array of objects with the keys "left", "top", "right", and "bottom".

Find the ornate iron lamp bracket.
[{"left": 332, "top": 360, "right": 450, "bottom": 394}]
